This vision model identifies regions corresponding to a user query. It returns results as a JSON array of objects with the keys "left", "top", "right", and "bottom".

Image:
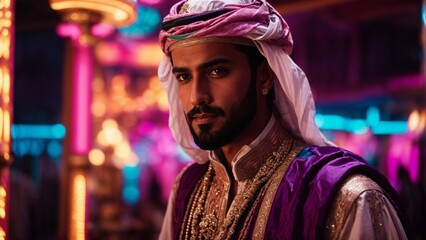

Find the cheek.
[{"left": 177, "top": 85, "right": 191, "bottom": 109}]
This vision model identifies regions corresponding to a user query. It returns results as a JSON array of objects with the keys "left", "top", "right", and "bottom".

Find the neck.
[{"left": 220, "top": 112, "right": 273, "bottom": 168}]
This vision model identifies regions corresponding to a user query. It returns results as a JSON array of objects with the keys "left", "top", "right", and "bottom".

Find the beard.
[{"left": 185, "top": 78, "right": 257, "bottom": 150}]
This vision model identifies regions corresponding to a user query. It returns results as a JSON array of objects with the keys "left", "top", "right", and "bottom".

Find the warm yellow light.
[
  {"left": 135, "top": 43, "right": 164, "bottom": 67},
  {"left": 0, "top": 19, "right": 11, "bottom": 28},
  {"left": 418, "top": 111, "right": 426, "bottom": 133},
  {"left": 70, "top": 174, "right": 86, "bottom": 240},
  {"left": 158, "top": 91, "right": 169, "bottom": 111},
  {"left": 2, "top": 67, "right": 10, "bottom": 96},
  {"left": 111, "top": 74, "right": 126, "bottom": 90},
  {"left": 123, "top": 100, "right": 136, "bottom": 112},
  {"left": 96, "top": 127, "right": 123, "bottom": 147},
  {"left": 123, "top": 151, "right": 138, "bottom": 166},
  {"left": 0, "top": 108, "right": 3, "bottom": 140},
  {"left": 0, "top": 187, "right": 6, "bottom": 198},
  {"left": 0, "top": 186, "right": 6, "bottom": 219},
  {"left": 408, "top": 109, "right": 426, "bottom": 134},
  {"left": 4, "top": 0, "right": 11, "bottom": 8},
  {"left": 135, "top": 96, "right": 148, "bottom": 111},
  {"left": 113, "top": 9, "right": 128, "bottom": 22},
  {"left": 0, "top": 208, "right": 5, "bottom": 219},
  {"left": 95, "top": 41, "right": 121, "bottom": 65},
  {"left": 0, "top": 67, "right": 3, "bottom": 95},
  {"left": 0, "top": 227, "right": 5, "bottom": 240},
  {"left": 148, "top": 76, "right": 161, "bottom": 90},
  {"left": 111, "top": 150, "right": 138, "bottom": 168},
  {"left": 88, "top": 148, "right": 105, "bottom": 166},
  {"left": 3, "top": 110, "right": 9, "bottom": 143},
  {"left": 408, "top": 110, "right": 420, "bottom": 132},
  {"left": 142, "top": 89, "right": 156, "bottom": 106},
  {"left": 50, "top": 0, "right": 136, "bottom": 26},
  {"left": 0, "top": 36, "right": 10, "bottom": 60},
  {"left": 92, "top": 76, "right": 105, "bottom": 92},
  {"left": 102, "top": 118, "right": 118, "bottom": 129},
  {"left": 114, "top": 141, "right": 131, "bottom": 158},
  {"left": 91, "top": 100, "right": 106, "bottom": 117}
]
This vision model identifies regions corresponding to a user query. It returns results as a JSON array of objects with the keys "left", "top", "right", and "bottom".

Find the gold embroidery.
[
  {"left": 216, "top": 137, "right": 294, "bottom": 240},
  {"left": 365, "top": 190, "right": 386, "bottom": 236},
  {"left": 238, "top": 186, "right": 267, "bottom": 240},
  {"left": 325, "top": 174, "right": 383, "bottom": 239},
  {"left": 253, "top": 140, "right": 305, "bottom": 239},
  {"left": 179, "top": 122, "right": 304, "bottom": 239}
]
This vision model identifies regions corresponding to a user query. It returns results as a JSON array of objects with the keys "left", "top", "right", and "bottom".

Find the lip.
[{"left": 192, "top": 113, "right": 217, "bottom": 124}]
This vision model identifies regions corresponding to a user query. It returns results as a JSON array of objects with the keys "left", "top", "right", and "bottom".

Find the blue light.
[
  {"left": 119, "top": 6, "right": 161, "bottom": 38},
  {"left": 12, "top": 140, "right": 29, "bottom": 157},
  {"left": 123, "top": 184, "right": 140, "bottom": 205},
  {"left": 12, "top": 124, "right": 66, "bottom": 139},
  {"left": 177, "top": 146, "right": 191, "bottom": 162},
  {"left": 52, "top": 124, "right": 66, "bottom": 139},
  {"left": 366, "top": 106, "right": 380, "bottom": 126},
  {"left": 314, "top": 114, "right": 325, "bottom": 127},
  {"left": 316, "top": 113, "right": 407, "bottom": 135},
  {"left": 47, "top": 140, "right": 63, "bottom": 159},
  {"left": 422, "top": 2, "right": 426, "bottom": 27},
  {"left": 316, "top": 115, "right": 346, "bottom": 131},
  {"left": 347, "top": 119, "right": 368, "bottom": 134},
  {"left": 371, "top": 121, "right": 408, "bottom": 135},
  {"left": 28, "top": 140, "right": 44, "bottom": 156},
  {"left": 123, "top": 165, "right": 139, "bottom": 181}
]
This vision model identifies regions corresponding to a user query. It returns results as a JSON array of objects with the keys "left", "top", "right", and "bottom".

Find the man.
[{"left": 157, "top": 0, "right": 410, "bottom": 239}]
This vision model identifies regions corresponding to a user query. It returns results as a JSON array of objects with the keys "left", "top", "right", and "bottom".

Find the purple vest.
[{"left": 173, "top": 146, "right": 409, "bottom": 239}]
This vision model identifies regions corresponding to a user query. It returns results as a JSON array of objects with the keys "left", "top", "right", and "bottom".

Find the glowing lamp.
[
  {"left": 408, "top": 109, "right": 426, "bottom": 135},
  {"left": 50, "top": 0, "right": 137, "bottom": 27}
]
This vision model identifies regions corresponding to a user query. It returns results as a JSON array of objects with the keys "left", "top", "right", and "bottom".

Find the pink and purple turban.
[{"left": 158, "top": 0, "right": 333, "bottom": 163}]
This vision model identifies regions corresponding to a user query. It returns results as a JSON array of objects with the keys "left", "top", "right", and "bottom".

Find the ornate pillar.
[{"left": 48, "top": 1, "right": 135, "bottom": 239}]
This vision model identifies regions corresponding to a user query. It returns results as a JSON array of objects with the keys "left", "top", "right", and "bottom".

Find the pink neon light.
[
  {"left": 71, "top": 43, "right": 93, "bottom": 154},
  {"left": 56, "top": 23, "right": 81, "bottom": 41},
  {"left": 387, "top": 134, "right": 420, "bottom": 188},
  {"left": 139, "top": 0, "right": 161, "bottom": 5},
  {"left": 91, "top": 24, "right": 115, "bottom": 38}
]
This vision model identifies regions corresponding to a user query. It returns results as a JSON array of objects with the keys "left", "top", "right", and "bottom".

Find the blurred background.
[{"left": 1, "top": 0, "right": 425, "bottom": 239}]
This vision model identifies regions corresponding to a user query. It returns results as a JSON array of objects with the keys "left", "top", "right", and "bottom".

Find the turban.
[{"left": 158, "top": 0, "right": 333, "bottom": 163}]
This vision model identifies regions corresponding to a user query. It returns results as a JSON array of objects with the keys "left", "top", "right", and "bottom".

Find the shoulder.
[
  {"left": 296, "top": 145, "right": 364, "bottom": 160},
  {"left": 325, "top": 174, "right": 408, "bottom": 240},
  {"left": 325, "top": 174, "right": 382, "bottom": 238}
]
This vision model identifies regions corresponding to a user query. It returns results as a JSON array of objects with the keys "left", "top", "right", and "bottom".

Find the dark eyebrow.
[
  {"left": 172, "top": 67, "right": 188, "bottom": 74},
  {"left": 172, "top": 57, "right": 233, "bottom": 74}
]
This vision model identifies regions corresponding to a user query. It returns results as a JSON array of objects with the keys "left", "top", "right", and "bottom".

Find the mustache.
[{"left": 186, "top": 104, "right": 225, "bottom": 120}]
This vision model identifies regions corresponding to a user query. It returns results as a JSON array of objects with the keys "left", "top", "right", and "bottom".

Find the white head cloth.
[{"left": 158, "top": 0, "right": 333, "bottom": 164}]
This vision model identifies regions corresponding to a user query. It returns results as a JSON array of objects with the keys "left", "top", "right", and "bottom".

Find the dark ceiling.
[{"left": 12, "top": 0, "right": 424, "bottom": 124}]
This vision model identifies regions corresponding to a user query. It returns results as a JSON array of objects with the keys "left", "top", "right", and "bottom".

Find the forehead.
[{"left": 170, "top": 42, "right": 247, "bottom": 66}]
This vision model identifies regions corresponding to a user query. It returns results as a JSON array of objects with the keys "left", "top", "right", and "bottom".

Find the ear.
[{"left": 257, "top": 60, "right": 274, "bottom": 93}]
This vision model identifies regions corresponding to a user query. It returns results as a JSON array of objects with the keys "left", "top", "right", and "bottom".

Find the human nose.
[{"left": 190, "top": 76, "right": 211, "bottom": 106}]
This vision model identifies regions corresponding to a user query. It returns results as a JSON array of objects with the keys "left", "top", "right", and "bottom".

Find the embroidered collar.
[{"left": 209, "top": 115, "right": 292, "bottom": 181}]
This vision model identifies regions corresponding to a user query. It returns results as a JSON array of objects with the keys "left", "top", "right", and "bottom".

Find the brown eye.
[
  {"left": 208, "top": 67, "right": 228, "bottom": 78},
  {"left": 176, "top": 73, "right": 191, "bottom": 82}
]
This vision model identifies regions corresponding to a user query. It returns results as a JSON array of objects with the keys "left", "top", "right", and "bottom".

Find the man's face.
[{"left": 171, "top": 42, "right": 259, "bottom": 150}]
